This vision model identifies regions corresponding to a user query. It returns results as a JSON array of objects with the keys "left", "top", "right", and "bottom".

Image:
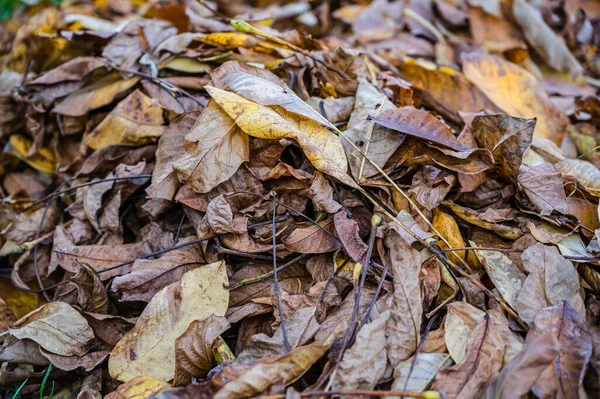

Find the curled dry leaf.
[
  {"left": 174, "top": 315, "right": 230, "bottom": 385},
  {"left": 213, "top": 328, "right": 341, "bottom": 399},
  {"left": 206, "top": 86, "right": 349, "bottom": 182},
  {"left": 370, "top": 106, "right": 468, "bottom": 151},
  {"left": 108, "top": 261, "right": 229, "bottom": 382}
]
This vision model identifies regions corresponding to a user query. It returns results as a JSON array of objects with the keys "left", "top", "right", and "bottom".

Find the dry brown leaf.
[
  {"left": 283, "top": 218, "right": 342, "bottom": 254},
  {"left": 391, "top": 353, "right": 453, "bottom": 396},
  {"left": 485, "top": 330, "right": 560, "bottom": 399},
  {"left": 173, "top": 315, "right": 230, "bottom": 385},
  {"left": 52, "top": 73, "right": 139, "bottom": 117},
  {"left": 444, "top": 301, "right": 485, "bottom": 364},
  {"left": 105, "top": 376, "right": 171, "bottom": 399},
  {"left": 333, "top": 210, "right": 368, "bottom": 263},
  {"left": 394, "top": 57, "right": 501, "bottom": 124},
  {"left": 518, "top": 162, "right": 569, "bottom": 216},
  {"left": 342, "top": 77, "right": 400, "bottom": 181},
  {"left": 433, "top": 315, "right": 505, "bottom": 399},
  {"left": 385, "top": 229, "right": 423, "bottom": 368},
  {"left": 528, "top": 302, "right": 592, "bottom": 399},
  {"left": 371, "top": 106, "right": 468, "bottom": 151},
  {"left": 147, "top": 111, "right": 200, "bottom": 200},
  {"left": 110, "top": 237, "right": 206, "bottom": 303},
  {"left": 333, "top": 310, "right": 390, "bottom": 391},
  {"left": 213, "top": 329, "right": 341, "bottom": 399},
  {"left": 8, "top": 301, "right": 94, "bottom": 356},
  {"left": 173, "top": 100, "right": 249, "bottom": 194},
  {"left": 511, "top": 0, "right": 583, "bottom": 79}
]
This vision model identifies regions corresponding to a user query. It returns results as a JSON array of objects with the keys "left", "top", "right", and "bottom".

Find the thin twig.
[
  {"left": 24, "top": 175, "right": 152, "bottom": 211},
  {"left": 233, "top": 191, "right": 340, "bottom": 241},
  {"left": 54, "top": 237, "right": 210, "bottom": 275},
  {"left": 272, "top": 198, "right": 291, "bottom": 352},
  {"left": 258, "top": 389, "right": 435, "bottom": 398},
  {"left": 228, "top": 254, "right": 309, "bottom": 290},
  {"left": 214, "top": 244, "right": 274, "bottom": 261},
  {"left": 175, "top": 213, "right": 186, "bottom": 242},
  {"left": 442, "top": 246, "right": 600, "bottom": 262}
]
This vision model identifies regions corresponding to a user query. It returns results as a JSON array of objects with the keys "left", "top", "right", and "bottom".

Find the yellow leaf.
[
  {"left": 83, "top": 89, "right": 164, "bottom": 150},
  {"left": 164, "top": 58, "right": 211, "bottom": 73},
  {"left": 432, "top": 208, "right": 466, "bottom": 265},
  {"left": 206, "top": 86, "right": 349, "bottom": 181},
  {"left": 108, "top": 261, "right": 229, "bottom": 382},
  {"left": 462, "top": 53, "right": 568, "bottom": 142},
  {"left": 197, "top": 32, "right": 261, "bottom": 48},
  {"left": 105, "top": 376, "right": 171, "bottom": 399},
  {"left": 0, "top": 276, "right": 38, "bottom": 319},
  {"left": 6, "top": 135, "right": 56, "bottom": 175}
]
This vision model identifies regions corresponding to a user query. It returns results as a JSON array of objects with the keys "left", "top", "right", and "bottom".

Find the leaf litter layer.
[{"left": 2, "top": 1, "right": 600, "bottom": 398}]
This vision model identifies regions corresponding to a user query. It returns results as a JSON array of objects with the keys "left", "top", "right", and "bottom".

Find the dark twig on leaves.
[
  {"left": 228, "top": 254, "right": 308, "bottom": 291},
  {"left": 272, "top": 198, "right": 292, "bottom": 352}
]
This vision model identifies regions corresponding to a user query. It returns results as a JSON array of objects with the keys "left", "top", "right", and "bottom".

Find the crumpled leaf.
[
  {"left": 470, "top": 114, "right": 535, "bottom": 182},
  {"left": 8, "top": 301, "right": 94, "bottom": 356},
  {"left": 108, "top": 261, "right": 229, "bottom": 382}
]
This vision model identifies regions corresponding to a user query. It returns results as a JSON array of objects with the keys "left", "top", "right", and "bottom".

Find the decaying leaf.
[
  {"left": 385, "top": 229, "right": 423, "bottom": 368},
  {"left": 433, "top": 315, "right": 505, "bottom": 398}
]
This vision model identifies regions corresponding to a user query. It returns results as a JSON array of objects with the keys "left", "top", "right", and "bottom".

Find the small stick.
[
  {"left": 228, "top": 254, "right": 308, "bottom": 290},
  {"left": 272, "top": 198, "right": 292, "bottom": 352},
  {"left": 258, "top": 389, "right": 438, "bottom": 398}
]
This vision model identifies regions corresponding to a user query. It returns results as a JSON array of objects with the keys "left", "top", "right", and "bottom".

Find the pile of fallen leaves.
[{"left": 2, "top": 0, "right": 600, "bottom": 398}]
